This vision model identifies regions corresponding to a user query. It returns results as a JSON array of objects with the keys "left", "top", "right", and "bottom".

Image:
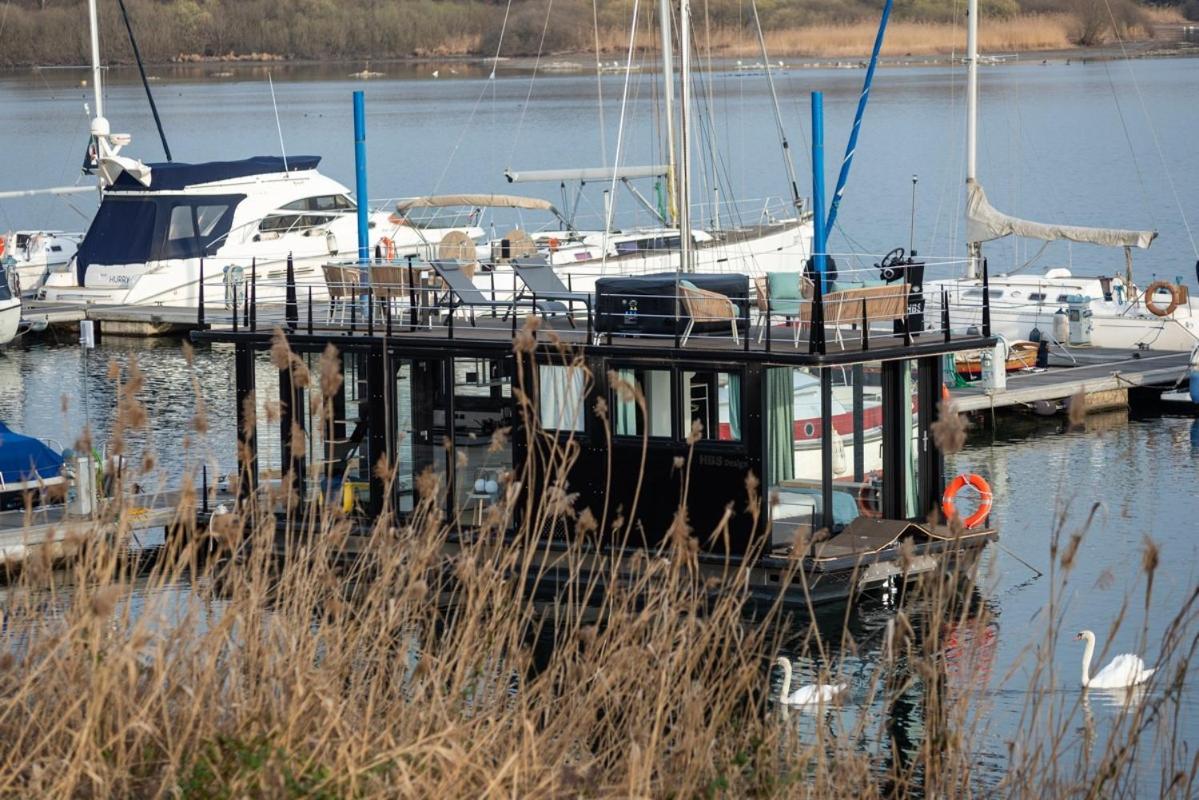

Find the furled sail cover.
[
  {"left": 395, "top": 194, "right": 558, "bottom": 214},
  {"left": 967, "top": 180, "right": 1156, "bottom": 250}
]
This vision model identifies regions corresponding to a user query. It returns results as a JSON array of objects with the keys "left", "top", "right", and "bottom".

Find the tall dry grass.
[{"left": 0, "top": 330, "right": 1193, "bottom": 797}]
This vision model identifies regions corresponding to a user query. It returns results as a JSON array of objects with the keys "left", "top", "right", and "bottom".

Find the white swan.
[
  {"left": 775, "top": 657, "right": 847, "bottom": 706},
  {"left": 1075, "top": 630, "right": 1155, "bottom": 689}
]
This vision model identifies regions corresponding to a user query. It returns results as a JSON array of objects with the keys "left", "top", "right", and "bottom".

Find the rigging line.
[
  {"left": 592, "top": 0, "right": 608, "bottom": 167},
  {"left": 431, "top": 0, "right": 515, "bottom": 197},
  {"left": 1101, "top": 0, "right": 1196, "bottom": 258},
  {"left": 507, "top": 0, "right": 555, "bottom": 167},
  {"left": 1102, "top": 62, "right": 1155, "bottom": 232},
  {"left": 267, "top": 73, "right": 287, "bottom": 172},
  {"left": 749, "top": 0, "right": 800, "bottom": 210},
  {"left": 116, "top": 0, "right": 171, "bottom": 161},
  {"left": 602, "top": 0, "right": 642, "bottom": 271}
]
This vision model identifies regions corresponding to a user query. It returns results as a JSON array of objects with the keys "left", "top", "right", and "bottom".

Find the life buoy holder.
[
  {"left": 379, "top": 236, "right": 398, "bottom": 262},
  {"left": 856, "top": 481, "right": 882, "bottom": 519},
  {"left": 1144, "top": 280, "right": 1179, "bottom": 317},
  {"left": 941, "top": 473, "right": 993, "bottom": 530}
]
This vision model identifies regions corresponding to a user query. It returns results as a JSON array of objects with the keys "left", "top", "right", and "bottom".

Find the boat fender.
[
  {"left": 941, "top": 473, "right": 993, "bottom": 530},
  {"left": 379, "top": 236, "right": 398, "bottom": 262},
  {"left": 1144, "top": 281, "right": 1179, "bottom": 317}
]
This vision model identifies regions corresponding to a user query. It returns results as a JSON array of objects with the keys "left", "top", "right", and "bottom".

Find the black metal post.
[
  {"left": 820, "top": 368, "right": 834, "bottom": 533},
  {"left": 307, "top": 287, "right": 313, "bottom": 335},
  {"left": 809, "top": 273, "right": 827, "bottom": 355},
  {"left": 233, "top": 341, "right": 257, "bottom": 501},
  {"left": 249, "top": 258, "right": 257, "bottom": 332},
  {"left": 366, "top": 346, "right": 388, "bottom": 517},
  {"left": 202, "top": 464, "right": 208, "bottom": 514},
  {"left": 285, "top": 252, "right": 298, "bottom": 331},
  {"left": 981, "top": 257, "right": 991, "bottom": 337},
  {"left": 232, "top": 281, "right": 239, "bottom": 332},
  {"left": 350, "top": 294, "right": 357, "bottom": 333},
  {"left": 917, "top": 355, "right": 946, "bottom": 520},
  {"left": 941, "top": 287, "right": 951, "bottom": 344},
  {"left": 197, "top": 258, "right": 205, "bottom": 327},
  {"left": 880, "top": 360, "right": 905, "bottom": 520},
  {"left": 860, "top": 297, "right": 869, "bottom": 351},
  {"left": 852, "top": 364, "right": 865, "bottom": 482}
]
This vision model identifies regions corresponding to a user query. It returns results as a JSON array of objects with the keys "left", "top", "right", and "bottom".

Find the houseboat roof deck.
[{"left": 192, "top": 301, "right": 995, "bottom": 363}]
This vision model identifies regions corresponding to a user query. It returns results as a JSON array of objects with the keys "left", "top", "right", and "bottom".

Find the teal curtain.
[
  {"left": 615, "top": 368, "right": 636, "bottom": 436},
  {"left": 766, "top": 368, "right": 794, "bottom": 486},
  {"left": 728, "top": 372, "right": 741, "bottom": 440}
]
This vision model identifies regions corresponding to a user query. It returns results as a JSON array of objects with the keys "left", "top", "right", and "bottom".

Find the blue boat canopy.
[
  {"left": 0, "top": 422, "right": 64, "bottom": 488},
  {"left": 109, "top": 155, "right": 321, "bottom": 192}
]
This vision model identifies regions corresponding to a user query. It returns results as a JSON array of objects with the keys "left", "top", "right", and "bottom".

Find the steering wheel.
[{"left": 877, "top": 247, "right": 906, "bottom": 271}]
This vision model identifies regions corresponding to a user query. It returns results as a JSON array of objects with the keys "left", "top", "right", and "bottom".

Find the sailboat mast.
[
  {"left": 88, "top": 0, "right": 104, "bottom": 120},
  {"left": 658, "top": 0, "right": 678, "bottom": 226},
  {"left": 965, "top": 0, "right": 981, "bottom": 278},
  {"left": 677, "top": 0, "right": 692, "bottom": 273}
]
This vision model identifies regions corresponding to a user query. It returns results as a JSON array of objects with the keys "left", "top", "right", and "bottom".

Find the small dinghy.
[
  {"left": 0, "top": 422, "right": 65, "bottom": 510},
  {"left": 955, "top": 340, "right": 1039, "bottom": 379}
]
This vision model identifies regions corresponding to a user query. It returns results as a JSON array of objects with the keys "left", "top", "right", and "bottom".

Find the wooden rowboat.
[{"left": 955, "top": 340, "right": 1039, "bottom": 378}]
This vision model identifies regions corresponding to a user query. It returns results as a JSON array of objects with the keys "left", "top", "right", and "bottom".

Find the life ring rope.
[
  {"left": 941, "top": 473, "right": 993, "bottom": 530},
  {"left": 1144, "top": 280, "right": 1179, "bottom": 318}
]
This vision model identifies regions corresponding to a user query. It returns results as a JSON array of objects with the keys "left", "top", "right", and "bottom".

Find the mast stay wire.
[
  {"left": 507, "top": 0, "right": 556, "bottom": 168},
  {"left": 430, "top": 0, "right": 515, "bottom": 197},
  {"left": 592, "top": 0, "right": 608, "bottom": 168},
  {"left": 1102, "top": 61, "right": 1157, "bottom": 234},
  {"left": 1101, "top": 0, "right": 1196, "bottom": 258},
  {"left": 602, "top": 0, "right": 642, "bottom": 268}
]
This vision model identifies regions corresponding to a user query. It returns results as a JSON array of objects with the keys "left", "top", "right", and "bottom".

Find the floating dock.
[
  {"left": 21, "top": 301, "right": 200, "bottom": 336},
  {"left": 0, "top": 489, "right": 198, "bottom": 569},
  {"left": 950, "top": 346, "right": 1193, "bottom": 415}
]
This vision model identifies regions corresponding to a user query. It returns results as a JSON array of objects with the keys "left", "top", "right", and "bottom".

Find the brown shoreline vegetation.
[
  {"left": 0, "top": 329, "right": 1193, "bottom": 797},
  {"left": 0, "top": 1, "right": 1186, "bottom": 68}
]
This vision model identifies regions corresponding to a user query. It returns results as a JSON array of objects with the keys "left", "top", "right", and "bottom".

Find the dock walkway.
[
  {"left": 0, "top": 490, "right": 191, "bottom": 567},
  {"left": 950, "top": 346, "right": 1192, "bottom": 413}
]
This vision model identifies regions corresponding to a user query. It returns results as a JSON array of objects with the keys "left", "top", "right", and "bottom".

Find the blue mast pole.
[
  {"left": 811, "top": 91, "right": 828, "bottom": 294},
  {"left": 353, "top": 90, "right": 369, "bottom": 265},
  {"left": 823, "top": 0, "right": 893, "bottom": 241}
]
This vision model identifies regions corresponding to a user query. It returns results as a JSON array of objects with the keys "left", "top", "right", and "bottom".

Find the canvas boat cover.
[
  {"left": 0, "top": 422, "right": 63, "bottom": 488},
  {"left": 967, "top": 180, "right": 1156, "bottom": 250},
  {"left": 107, "top": 155, "right": 322, "bottom": 192},
  {"left": 395, "top": 194, "right": 560, "bottom": 216}
]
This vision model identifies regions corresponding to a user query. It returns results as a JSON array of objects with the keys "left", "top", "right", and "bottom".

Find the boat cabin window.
[
  {"left": 539, "top": 364, "right": 586, "bottom": 433},
  {"left": 681, "top": 369, "right": 741, "bottom": 441},
  {"left": 615, "top": 235, "right": 682, "bottom": 255},
  {"left": 1029, "top": 292, "right": 1046, "bottom": 302},
  {"left": 612, "top": 367, "right": 672, "bottom": 438},
  {"left": 281, "top": 195, "right": 355, "bottom": 213}
]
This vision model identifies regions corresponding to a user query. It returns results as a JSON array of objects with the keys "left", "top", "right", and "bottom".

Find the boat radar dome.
[{"left": 90, "top": 116, "right": 110, "bottom": 137}]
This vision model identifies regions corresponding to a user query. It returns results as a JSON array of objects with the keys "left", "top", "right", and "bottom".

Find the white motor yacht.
[
  {"left": 0, "top": 230, "right": 82, "bottom": 296},
  {"left": 41, "top": 156, "right": 480, "bottom": 309}
]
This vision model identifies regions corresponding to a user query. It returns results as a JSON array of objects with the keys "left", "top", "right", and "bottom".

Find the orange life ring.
[
  {"left": 941, "top": 473, "right": 993, "bottom": 530},
  {"left": 856, "top": 482, "right": 882, "bottom": 519},
  {"left": 379, "top": 236, "right": 398, "bottom": 262},
  {"left": 1144, "top": 280, "right": 1179, "bottom": 317},
  {"left": 0, "top": 235, "right": 5, "bottom": 257},
  {"left": 548, "top": 237, "right": 560, "bottom": 252}
]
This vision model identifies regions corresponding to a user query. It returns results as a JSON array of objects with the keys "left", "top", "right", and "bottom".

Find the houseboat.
[{"left": 192, "top": 258, "right": 998, "bottom": 609}]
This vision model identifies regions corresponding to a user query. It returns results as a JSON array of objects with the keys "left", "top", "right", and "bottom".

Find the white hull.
[
  {"left": 0, "top": 298, "right": 19, "bottom": 345},
  {"left": 928, "top": 272, "right": 1199, "bottom": 352}
]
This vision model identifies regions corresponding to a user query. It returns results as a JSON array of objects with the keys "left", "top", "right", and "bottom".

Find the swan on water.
[
  {"left": 1075, "top": 630, "right": 1154, "bottom": 689},
  {"left": 775, "top": 657, "right": 847, "bottom": 706}
]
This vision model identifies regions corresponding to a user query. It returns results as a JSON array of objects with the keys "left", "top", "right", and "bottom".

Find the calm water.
[{"left": 1, "top": 58, "right": 1197, "bottom": 790}]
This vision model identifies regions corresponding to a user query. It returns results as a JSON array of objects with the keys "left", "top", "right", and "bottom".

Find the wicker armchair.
[{"left": 679, "top": 280, "right": 739, "bottom": 346}]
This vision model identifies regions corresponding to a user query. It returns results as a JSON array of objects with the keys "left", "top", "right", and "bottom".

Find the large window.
[
  {"left": 258, "top": 195, "right": 355, "bottom": 235},
  {"left": 612, "top": 367, "right": 672, "bottom": 438},
  {"left": 539, "top": 364, "right": 586, "bottom": 433},
  {"left": 681, "top": 370, "right": 741, "bottom": 442}
]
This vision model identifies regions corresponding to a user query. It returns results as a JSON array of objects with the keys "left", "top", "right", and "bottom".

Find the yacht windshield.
[{"left": 77, "top": 194, "right": 243, "bottom": 277}]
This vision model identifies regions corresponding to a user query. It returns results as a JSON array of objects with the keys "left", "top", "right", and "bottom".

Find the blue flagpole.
[
  {"left": 824, "top": 0, "right": 893, "bottom": 241},
  {"left": 811, "top": 91, "right": 828, "bottom": 295},
  {"left": 353, "top": 90, "right": 369, "bottom": 265}
]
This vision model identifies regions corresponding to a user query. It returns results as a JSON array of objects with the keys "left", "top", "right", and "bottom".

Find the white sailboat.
[
  {"left": 405, "top": 0, "right": 812, "bottom": 297},
  {"left": 930, "top": 0, "right": 1199, "bottom": 352}
]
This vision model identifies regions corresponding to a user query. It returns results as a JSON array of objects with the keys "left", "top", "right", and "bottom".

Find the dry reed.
[{"left": 0, "top": 333, "right": 1193, "bottom": 798}]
